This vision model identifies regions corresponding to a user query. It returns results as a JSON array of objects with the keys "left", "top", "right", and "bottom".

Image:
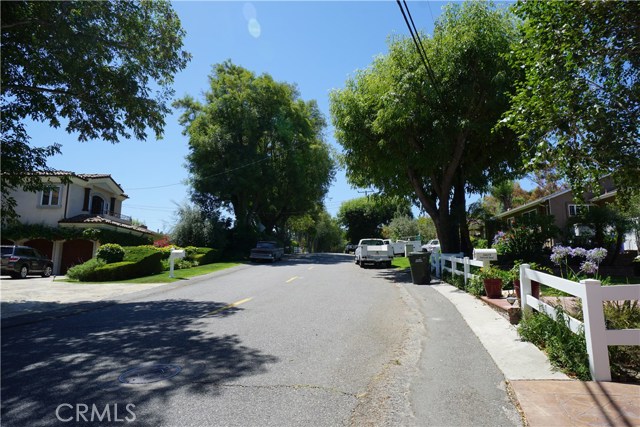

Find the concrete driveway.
[{"left": 0, "top": 275, "right": 167, "bottom": 319}]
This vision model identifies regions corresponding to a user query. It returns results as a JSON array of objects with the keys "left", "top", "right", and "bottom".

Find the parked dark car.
[
  {"left": 344, "top": 243, "right": 357, "bottom": 254},
  {"left": 1, "top": 245, "right": 53, "bottom": 279}
]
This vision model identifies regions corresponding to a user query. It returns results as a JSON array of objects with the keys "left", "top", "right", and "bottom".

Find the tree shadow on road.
[
  {"left": 248, "top": 252, "right": 355, "bottom": 267},
  {"left": 1, "top": 299, "right": 279, "bottom": 426}
]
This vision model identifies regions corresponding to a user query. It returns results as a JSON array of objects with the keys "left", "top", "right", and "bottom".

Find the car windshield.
[
  {"left": 361, "top": 240, "right": 384, "bottom": 245},
  {"left": 257, "top": 242, "right": 275, "bottom": 248}
]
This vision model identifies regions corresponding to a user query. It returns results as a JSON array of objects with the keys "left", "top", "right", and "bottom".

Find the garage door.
[{"left": 61, "top": 239, "right": 94, "bottom": 274}]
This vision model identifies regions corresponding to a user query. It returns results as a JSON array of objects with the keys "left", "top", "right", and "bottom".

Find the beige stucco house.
[
  {"left": 2, "top": 171, "right": 156, "bottom": 274},
  {"left": 494, "top": 177, "right": 637, "bottom": 251}
]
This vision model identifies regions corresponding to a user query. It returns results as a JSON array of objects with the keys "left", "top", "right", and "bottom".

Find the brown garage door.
[
  {"left": 24, "top": 239, "right": 53, "bottom": 260},
  {"left": 61, "top": 239, "right": 94, "bottom": 274}
]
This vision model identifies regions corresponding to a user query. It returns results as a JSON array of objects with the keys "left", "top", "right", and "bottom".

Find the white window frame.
[
  {"left": 568, "top": 204, "right": 593, "bottom": 217},
  {"left": 40, "top": 185, "right": 62, "bottom": 207}
]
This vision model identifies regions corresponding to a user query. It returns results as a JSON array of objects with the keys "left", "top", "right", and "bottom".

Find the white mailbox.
[
  {"left": 169, "top": 249, "right": 186, "bottom": 260},
  {"left": 472, "top": 248, "right": 498, "bottom": 261},
  {"left": 169, "top": 249, "right": 186, "bottom": 278}
]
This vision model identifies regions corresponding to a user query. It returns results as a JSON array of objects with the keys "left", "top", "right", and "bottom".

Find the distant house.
[
  {"left": 2, "top": 171, "right": 156, "bottom": 274},
  {"left": 493, "top": 177, "right": 637, "bottom": 251}
]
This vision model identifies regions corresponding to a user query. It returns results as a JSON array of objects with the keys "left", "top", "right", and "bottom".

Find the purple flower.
[
  {"left": 550, "top": 245, "right": 571, "bottom": 265},
  {"left": 587, "top": 248, "right": 607, "bottom": 264},
  {"left": 580, "top": 260, "right": 598, "bottom": 275},
  {"left": 492, "top": 231, "right": 507, "bottom": 246},
  {"left": 571, "top": 247, "right": 588, "bottom": 258}
]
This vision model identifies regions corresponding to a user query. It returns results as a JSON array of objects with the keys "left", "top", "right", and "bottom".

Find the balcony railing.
[{"left": 91, "top": 209, "right": 132, "bottom": 224}]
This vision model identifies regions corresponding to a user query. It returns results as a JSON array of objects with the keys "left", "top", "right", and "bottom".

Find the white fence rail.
[
  {"left": 519, "top": 264, "right": 640, "bottom": 381},
  {"left": 430, "top": 251, "right": 488, "bottom": 285}
]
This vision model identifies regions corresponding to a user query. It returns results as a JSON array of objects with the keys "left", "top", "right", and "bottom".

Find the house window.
[
  {"left": 568, "top": 204, "right": 592, "bottom": 217},
  {"left": 522, "top": 209, "right": 537, "bottom": 219},
  {"left": 40, "top": 186, "right": 61, "bottom": 206}
]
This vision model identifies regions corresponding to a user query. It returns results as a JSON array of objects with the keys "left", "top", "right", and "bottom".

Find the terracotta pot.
[
  {"left": 513, "top": 279, "right": 540, "bottom": 299},
  {"left": 483, "top": 278, "right": 503, "bottom": 299}
]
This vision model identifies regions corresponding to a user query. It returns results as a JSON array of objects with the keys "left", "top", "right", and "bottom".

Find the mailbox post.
[
  {"left": 472, "top": 248, "right": 497, "bottom": 268},
  {"left": 169, "top": 248, "right": 186, "bottom": 278}
]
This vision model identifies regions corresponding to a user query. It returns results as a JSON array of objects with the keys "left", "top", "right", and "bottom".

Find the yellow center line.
[
  {"left": 286, "top": 276, "right": 300, "bottom": 283},
  {"left": 200, "top": 297, "right": 253, "bottom": 317}
]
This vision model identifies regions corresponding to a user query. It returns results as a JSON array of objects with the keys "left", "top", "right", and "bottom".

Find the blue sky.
[{"left": 29, "top": 1, "right": 455, "bottom": 233}]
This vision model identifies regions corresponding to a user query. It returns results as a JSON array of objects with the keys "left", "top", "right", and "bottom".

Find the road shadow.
[
  {"left": 1, "top": 299, "right": 278, "bottom": 426},
  {"left": 248, "top": 252, "right": 355, "bottom": 267}
]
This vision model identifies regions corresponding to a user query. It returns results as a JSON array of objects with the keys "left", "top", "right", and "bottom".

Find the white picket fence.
[
  {"left": 429, "top": 252, "right": 640, "bottom": 381},
  {"left": 430, "top": 251, "right": 488, "bottom": 285},
  {"left": 519, "top": 264, "right": 640, "bottom": 381}
]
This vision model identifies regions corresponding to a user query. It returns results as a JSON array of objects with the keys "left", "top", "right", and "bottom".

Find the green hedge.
[
  {"left": 84, "top": 251, "right": 163, "bottom": 281},
  {"left": 67, "top": 245, "right": 219, "bottom": 281},
  {"left": 67, "top": 246, "right": 163, "bottom": 281}
]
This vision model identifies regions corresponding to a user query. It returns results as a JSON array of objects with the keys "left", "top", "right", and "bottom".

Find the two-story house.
[
  {"left": 2, "top": 171, "right": 156, "bottom": 274},
  {"left": 493, "top": 177, "right": 638, "bottom": 251}
]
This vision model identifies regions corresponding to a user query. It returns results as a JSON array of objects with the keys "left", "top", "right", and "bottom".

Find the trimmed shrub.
[
  {"left": 66, "top": 258, "right": 106, "bottom": 281},
  {"left": 96, "top": 243, "right": 125, "bottom": 263},
  {"left": 191, "top": 248, "right": 220, "bottom": 265},
  {"left": 86, "top": 251, "right": 163, "bottom": 281}
]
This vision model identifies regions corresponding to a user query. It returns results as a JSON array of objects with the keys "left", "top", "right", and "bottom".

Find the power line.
[{"left": 396, "top": 0, "right": 443, "bottom": 104}]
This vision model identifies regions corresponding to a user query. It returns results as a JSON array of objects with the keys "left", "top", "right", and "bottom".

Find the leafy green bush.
[
  {"left": 450, "top": 272, "right": 465, "bottom": 290},
  {"left": 604, "top": 301, "right": 640, "bottom": 383},
  {"left": 66, "top": 258, "right": 106, "bottom": 281},
  {"left": 467, "top": 276, "right": 485, "bottom": 297},
  {"left": 86, "top": 251, "right": 163, "bottom": 281},
  {"left": 518, "top": 308, "right": 591, "bottom": 380},
  {"left": 96, "top": 243, "right": 125, "bottom": 263},
  {"left": 67, "top": 246, "right": 163, "bottom": 281},
  {"left": 191, "top": 248, "right": 220, "bottom": 265}
]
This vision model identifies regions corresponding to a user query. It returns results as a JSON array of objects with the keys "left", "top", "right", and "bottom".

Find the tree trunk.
[{"left": 453, "top": 178, "right": 472, "bottom": 256}]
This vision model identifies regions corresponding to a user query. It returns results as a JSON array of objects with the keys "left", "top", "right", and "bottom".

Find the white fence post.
[
  {"left": 463, "top": 257, "right": 470, "bottom": 286},
  {"left": 581, "top": 279, "right": 612, "bottom": 381},
  {"left": 432, "top": 251, "right": 440, "bottom": 278},
  {"left": 519, "top": 264, "right": 532, "bottom": 313},
  {"left": 441, "top": 253, "right": 446, "bottom": 278},
  {"left": 452, "top": 257, "right": 457, "bottom": 277}
]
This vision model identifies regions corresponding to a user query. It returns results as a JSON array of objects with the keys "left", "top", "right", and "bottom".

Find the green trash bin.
[{"left": 408, "top": 252, "right": 431, "bottom": 284}]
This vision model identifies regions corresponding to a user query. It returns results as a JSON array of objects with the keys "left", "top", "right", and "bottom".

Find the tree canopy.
[
  {"left": 504, "top": 0, "right": 640, "bottom": 200},
  {"left": 175, "top": 61, "right": 335, "bottom": 240},
  {"left": 1, "top": 0, "right": 190, "bottom": 222},
  {"left": 337, "top": 196, "right": 411, "bottom": 244},
  {"left": 331, "top": 2, "right": 521, "bottom": 253}
]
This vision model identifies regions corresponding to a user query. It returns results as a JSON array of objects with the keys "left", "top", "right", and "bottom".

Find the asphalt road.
[{"left": 1, "top": 254, "right": 521, "bottom": 426}]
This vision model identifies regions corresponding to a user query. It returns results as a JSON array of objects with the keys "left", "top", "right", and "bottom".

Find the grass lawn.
[
  {"left": 392, "top": 257, "right": 410, "bottom": 270},
  {"left": 60, "top": 262, "right": 243, "bottom": 284}
]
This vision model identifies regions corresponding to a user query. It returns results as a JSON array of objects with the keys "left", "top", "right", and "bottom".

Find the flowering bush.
[
  {"left": 491, "top": 215, "right": 559, "bottom": 262},
  {"left": 550, "top": 245, "right": 607, "bottom": 279}
]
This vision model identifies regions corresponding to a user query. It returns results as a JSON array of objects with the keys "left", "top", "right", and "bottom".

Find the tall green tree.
[
  {"left": 337, "top": 196, "right": 411, "bottom": 244},
  {"left": 331, "top": 2, "right": 521, "bottom": 253},
  {"left": 175, "top": 61, "right": 335, "bottom": 239},
  {"left": 382, "top": 215, "right": 420, "bottom": 241},
  {"left": 504, "top": 0, "right": 640, "bottom": 201},
  {"left": 1, "top": 0, "right": 190, "bottom": 222}
]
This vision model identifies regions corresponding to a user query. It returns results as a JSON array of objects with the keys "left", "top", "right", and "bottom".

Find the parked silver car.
[{"left": 422, "top": 239, "right": 440, "bottom": 252}]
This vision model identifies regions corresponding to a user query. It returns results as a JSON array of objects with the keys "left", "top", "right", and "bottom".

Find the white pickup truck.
[
  {"left": 355, "top": 238, "right": 394, "bottom": 268},
  {"left": 382, "top": 239, "right": 405, "bottom": 256}
]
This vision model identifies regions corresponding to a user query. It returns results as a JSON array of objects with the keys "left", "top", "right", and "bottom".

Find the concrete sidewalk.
[{"left": 431, "top": 281, "right": 640, "bottom": 427}]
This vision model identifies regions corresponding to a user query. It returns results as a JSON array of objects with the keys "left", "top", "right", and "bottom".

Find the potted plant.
[{"left": 477, "top": 266, "right": 505, "bottom": 299}]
